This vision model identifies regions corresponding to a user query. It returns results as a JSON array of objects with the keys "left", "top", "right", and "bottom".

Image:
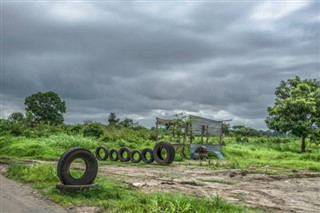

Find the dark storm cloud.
[{"left": 1, "top": 1, "right": 319, "bottom": 129}]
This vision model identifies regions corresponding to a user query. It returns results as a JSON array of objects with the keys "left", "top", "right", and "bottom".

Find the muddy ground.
[{"left": 99, "top": 163, "right": 320, "bottom": 213}]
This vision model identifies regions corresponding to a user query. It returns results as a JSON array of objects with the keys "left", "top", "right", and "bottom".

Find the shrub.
[{"left": 83, "top": 122, "right": 104, "bottom": 138}]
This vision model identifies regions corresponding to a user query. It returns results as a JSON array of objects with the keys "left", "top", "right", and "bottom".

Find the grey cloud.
[{"left": 1, "top": 1, "right": 319, "bottom": 129}]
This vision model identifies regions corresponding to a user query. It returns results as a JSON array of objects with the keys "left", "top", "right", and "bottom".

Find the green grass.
[
  {"left": 1, "top": 134, "right": 320, "bottom": 172},
  {"left": 6, "top": 164, "right": 262, "bottom": 213}
]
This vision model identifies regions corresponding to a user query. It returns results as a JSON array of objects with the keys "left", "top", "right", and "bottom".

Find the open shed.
[{"left": 155, "top": 115, "right": 231, "bottom": 159}]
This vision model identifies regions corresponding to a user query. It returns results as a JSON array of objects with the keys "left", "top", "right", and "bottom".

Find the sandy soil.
[{"left": 98, "top": 163, "right": 320, "bottom": 213}]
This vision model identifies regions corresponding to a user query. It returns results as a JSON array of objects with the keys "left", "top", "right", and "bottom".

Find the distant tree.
[
  {"left": 221, "top": 123, "right": 230, "bottom": 135},
  {"left": 266, "top": 76, "right": 320, "bottom": 152},
  {"left": 108, "top": 112, "right": 120, "bottom": 126},
  {"left": 8, "top": 112, "right": 25, "bottom": 123},
  {"left": 25, "top": 91, "right": 66, "bottom": 125},
  {"left": 231, "top": 125, "right": 261, "bottom": 137},
  {"left": 119, "top": 118, "right": 134, "bottom": 128}
]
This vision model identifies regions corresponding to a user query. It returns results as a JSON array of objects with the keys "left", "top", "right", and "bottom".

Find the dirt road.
[
  {"left": 99, "top": 163, "right": 320, "bottom": 213},
  {"left": 0, "top": 173, "right": 67, "bottom": 213}
]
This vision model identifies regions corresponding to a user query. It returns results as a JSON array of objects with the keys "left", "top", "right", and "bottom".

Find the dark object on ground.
[
  {"left": 130, "top": 150, "right": 142, "bottom": 163},
  {"left": 109, "top": 149, "right": 119, "bottom": 161},
  {"left": 118, "top": 147, "right": 131, "bottom": 162},
  {"left": 141, "top": 148, "right": 154, "bottom": 164},
  {"left": 56, "top": 182, "right": 98, "bottom": 193},
  {"left": 95, "top": 146, "right": 108, "bottom": 161},
  {"left": 153, "top": 142, "right": 175, "bottom": 165},
  {"left": 192, "top": 146, "right": 207, "bottom": 160},
  {"left": 57, "top": 147, "right": 98, "bottom": 185}
]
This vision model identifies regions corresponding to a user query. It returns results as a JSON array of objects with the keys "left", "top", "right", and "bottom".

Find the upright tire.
[
  {"left": 153, "top": 142, "right": 175, "bottom": 165},
  {"left": 57, "top": 147, "right": 98, "bottom": 185},
  {"left": 95, "top": 146, "right": 109, "bottom": 161},
  {"left": 118, "top": 147, "right": 131, "bottom": 162},
  {"left": 130, "top": 150, "right": 142, "bottom": 163},
  {"left": 109, "top": 149, "right": 119, "bottom": 161},
  {"left": 141, "top": 148, "right": 154, "bottom": 164}
]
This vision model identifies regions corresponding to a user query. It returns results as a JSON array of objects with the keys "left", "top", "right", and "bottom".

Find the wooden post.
[
  {"left": 206, "top": 125, "right": 209, "bottom": 144},
  {"left": 178, "top": 126, "right": 181, "bottom": 144},
  {"left": 201, "top": 125, "right": 204, "bottom": 144},
  {"left": 156, "top": 122, "right": 159, "bottom": 143},
  {"left": 190, "top": 123, "right": 193, "bottom": 144},
  {"left": 219, "top": 123, "right": 223, "bottom": 145}
]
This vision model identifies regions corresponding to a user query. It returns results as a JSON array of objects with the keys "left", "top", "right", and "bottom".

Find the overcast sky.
[{"left": 1, "top": 0, "right": 319, "bottom": 129}]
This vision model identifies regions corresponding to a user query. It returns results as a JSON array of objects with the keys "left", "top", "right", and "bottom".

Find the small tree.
[
  {"left": 8, "top": 112, "right": 25, "bottom": 123},
  {"left": 119, "top": 118, "right": 134, "bottom": 128},
  {"left": 266, "top": 76, "right": 320, "bottom": 152},
  {"left": 25, "top": 91, "right": 66, "bottom": 125},
  {"left": 108, "top": 112, "right": 120, "bottom": 126}
]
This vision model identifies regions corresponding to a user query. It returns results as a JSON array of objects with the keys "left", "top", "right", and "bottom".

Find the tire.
[
  {"left": 130, "top": 150, "right": 142, "bottom": 163},
  {"left": 109, "top": 149, "right": 119, "bottom": 161},
  {"left": 141, "top": 148, "right": 154, "bottom": 164},
  {"left": 153, "top": 142, "right": 175, "bottom": 165},
  {"left": 95, "top": 146, "right": 108, "bottom": 161},
  {"left": 57, "top": 147, "right": 98, "bottom": 185},
  {"left": 118, "top": 147, "right": 131, "bottom": 162}
]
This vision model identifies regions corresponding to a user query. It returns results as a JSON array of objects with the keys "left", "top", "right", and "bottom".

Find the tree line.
[{"left": 2, "top": 76, "right": 320, "bottom": 152}]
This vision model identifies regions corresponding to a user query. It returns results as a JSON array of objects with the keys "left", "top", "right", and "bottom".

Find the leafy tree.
[
  {"left": 266, "top": 76, "right": 320, "bottom": 152},
  {"left": 119, "top": 118, "right": 134, "bottom": 128},
  {"left": 8, "top": 112, "right": 25, "bottom": 123},
  {"left": 231, "top": 125, "right": 261, "bottom": 137},
  {"left": 108, "top": 112, "right": 120, "bottom": 126},
  {"left": 25, "top": 91, "right": 66, "bottom": 125}
]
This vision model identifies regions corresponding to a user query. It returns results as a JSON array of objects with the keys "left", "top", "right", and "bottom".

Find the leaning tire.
[
  {"left": 141, "top": 148, "right": 154, "bottom": 164},
  {"left": 130, "top": 150, "right": 142, "bottom": 163},
  {"left": 57, "top": 147, "right": 98, "bottom": 185},
  {"left": 109, "top": 149, "right": 119, "bottom": 161},
  {"left": 118, "top": 147, "right": 131, "bottom": 162},
  {"left": 95, "top": 146, "right": 108, "bottom": 161},
  {"left": 153, "top": 142, "right": 175, "bottom": 165}
]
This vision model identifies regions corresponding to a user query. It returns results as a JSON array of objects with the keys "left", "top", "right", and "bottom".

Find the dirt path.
[
  {"left": 0, "top": 173, "right": 67, "bottom": 213},
  {"left": 99, "top": 163, "right": 320, "bottom": 213}
]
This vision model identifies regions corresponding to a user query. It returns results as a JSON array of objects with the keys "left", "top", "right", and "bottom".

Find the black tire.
[
  {"left": 109, "top": 149, "right": 119, "bottom": 161},
  {"left": 57, "top": 147, "right": 98, "bottom": 185},
  {"left": 95, "top": 146, "right": 108, "bottom": 161},
  {"left": 118, "top": 147, "right": 131, "bottom": 162},
  {"left": 141, "top": 148, "right": 154, "bottom": 164},
  {"left": 153, "top": 142, "right": 175, "bottom": 165},
  {"left": 130, "top": 150, "right": 142, "bottom": 163}
]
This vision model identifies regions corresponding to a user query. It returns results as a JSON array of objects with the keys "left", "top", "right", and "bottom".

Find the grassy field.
[
  {"left": 1, "top": 129, "right": 320, "bottom": 212},
  {"left": 1, "top": 133, "right": 319, "bottom": 172}
]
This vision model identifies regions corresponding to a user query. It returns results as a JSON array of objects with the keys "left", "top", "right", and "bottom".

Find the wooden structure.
[{"left": 155, "top": 115, "right": 231, "bottom": 159}]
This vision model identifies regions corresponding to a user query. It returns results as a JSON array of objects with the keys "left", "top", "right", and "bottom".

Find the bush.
[{"left": 83, "top": 122, "right": 104, "bottom": 138}]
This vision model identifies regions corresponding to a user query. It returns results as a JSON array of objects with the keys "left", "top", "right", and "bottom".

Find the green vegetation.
[
  {"left": 266, "top": 76, "right": 320, "bottom": 152},
  {"left": 1, "top": 132, "right": 319, "bottom": 172},
  {"left": 6, "top": 164, "right": 261, "bottom": 213},
  {"left": 1, "top": 76, "right": 320, "bottom": 212},
  {"left": 25, "top": 91, "right": 66, "bottom": 125}
]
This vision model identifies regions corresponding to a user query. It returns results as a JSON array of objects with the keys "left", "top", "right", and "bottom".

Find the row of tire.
[
  {"left": 95, "top": 146, "right": 154, "bottom": 164},
  {"left": 95, "top": 141, "right": 175, "bottom": 165}
]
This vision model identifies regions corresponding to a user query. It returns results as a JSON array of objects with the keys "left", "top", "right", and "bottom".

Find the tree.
[
  {"left": 8, "top": 112, "right": 25, "bottom": 123},
  {"left": 25, "top": 91, "right": 66, "bottom": 125},
  {"left": 119, "top": 118, "right": 134, "bottom": 128},
  {"left": 108, "top": 112, "right": 119, "bottom": 126},
  {"left": 266, "top": 76, "right": 320, "bottom": 152}
]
